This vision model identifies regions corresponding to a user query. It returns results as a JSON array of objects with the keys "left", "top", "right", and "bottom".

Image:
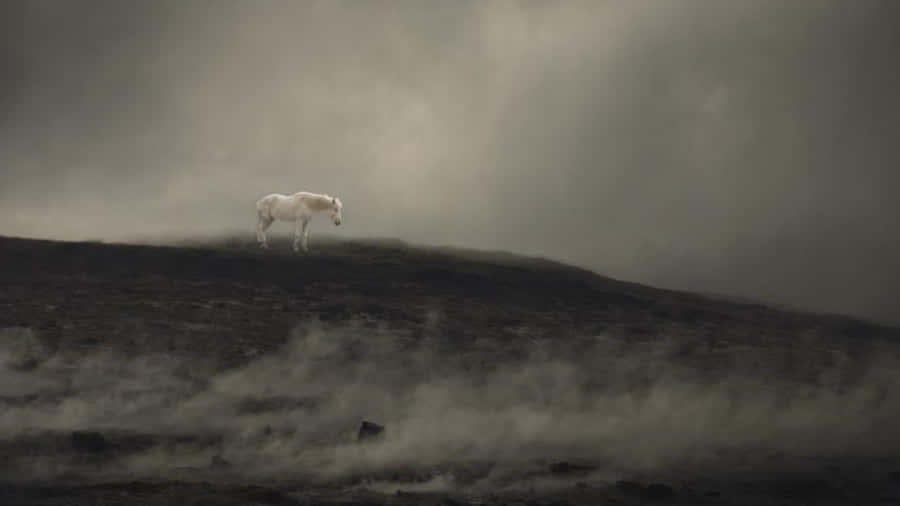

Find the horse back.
[{"left": 259, "top": 193, "right": 309, "bottom": 221}]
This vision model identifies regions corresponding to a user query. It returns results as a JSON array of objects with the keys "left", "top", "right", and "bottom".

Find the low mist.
[{"left": 3, "top": 318, "right": 899, "bottom": 489}]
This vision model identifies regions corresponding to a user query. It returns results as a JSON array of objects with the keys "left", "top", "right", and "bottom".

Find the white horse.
[{"left": 256, "top": 192, "right": 343, "bottom": 252}]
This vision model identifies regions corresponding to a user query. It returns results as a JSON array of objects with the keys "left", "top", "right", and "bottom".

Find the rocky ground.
[{"left": 2, "top": 234, "right": 900, "bottom": 505}]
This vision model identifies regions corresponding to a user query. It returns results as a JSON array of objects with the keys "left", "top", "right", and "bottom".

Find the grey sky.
[{"left": 2, "top": 0, "right": 899, "bottom": 323}]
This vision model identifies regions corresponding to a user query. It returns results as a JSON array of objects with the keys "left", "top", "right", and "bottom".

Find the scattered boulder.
[
  {"left": 615, "top": 480, "right": 675, "bottom": 501},
  {"left": 71, "top": 431, "right": 108, "bottom": 454},
  {"left": 357, "top": 420, "right": 385, "bottom": 442},
  {"left": 236, "top": 395, "right": 319, "bottom": 415},
  {"left": 209, "top": 454, "right": 232, "bottom": 470},
  {"left": 439, "top": 496, "right": 469, "bottom": 506},
  {"left": 645, "top": 483, "right": 675, "bottom": 501},
  {"left": 237, "top": 485, "right": 291, "bottom": 505},
  {"left": 615, "top": 480, "right": 644, "bottom": 496},
  {"left": 549, "top": 461, "right": 594, "bottom": 475},
  {"left": 773, "top": 478, "right": 841, "bottom": 500}
]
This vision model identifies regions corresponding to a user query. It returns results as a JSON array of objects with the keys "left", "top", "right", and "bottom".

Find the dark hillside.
[
  {"left": 2, "top": 235, "right": 894, "bottom": 370},
  {"left": 2, "top": 235, "right": 900, "bottom": 505}
]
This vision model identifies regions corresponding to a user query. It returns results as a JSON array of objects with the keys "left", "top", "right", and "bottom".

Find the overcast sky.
[{"left": 2, "top": 0, "right": 899, "bottom": 324}]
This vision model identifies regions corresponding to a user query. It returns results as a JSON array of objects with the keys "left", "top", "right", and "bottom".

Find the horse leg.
[
  {"left": 258, "top": 216, "right": 273, "bottom": 248},
  {"left": 301, "top": 218, "right": 310, "bottom": 252},
  {"left": 293, "top": 220, "right": 304, "bottom": 252},
  {"left": 256, "top": 217, "right": 265, "bottom": 246}
]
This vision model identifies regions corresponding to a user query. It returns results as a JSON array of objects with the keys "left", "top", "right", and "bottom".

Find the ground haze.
[{"left": 2, "top": 235, "right": 900, "bottom": 505}]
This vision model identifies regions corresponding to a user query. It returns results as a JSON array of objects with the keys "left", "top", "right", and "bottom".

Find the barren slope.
[{"left": 2, "top": 235, "right": 899, "bottom": 505}]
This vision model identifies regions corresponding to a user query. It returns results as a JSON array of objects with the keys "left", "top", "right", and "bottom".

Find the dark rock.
[
  {"left": 319, "top": 303, "right": 347, "bottom": 321},
  {"left": 615, "top": 481, "right": 674, "bottom": 501},
  {"left": 71, "top": 431, "right": 108, "bottom": 454},
  {"left": 538, "top": 499, "right": 572, "bottom": 506},
  {"left": 615, "top": 480, "right": 644, "bottom": 495},
  {"left": 773, "top": 478, "right": 840, "bottom": 500},
  {"left": 645, "top": 483, "right": 675, "bottom": 501},
  {"left": 236, "top": 395, "right": 319, "bottom": 415},
  {"left": 549, "top": 461, "right": 594, "bottom": 475},
  {"left": 238, "top": 485, "right": 291, "bottom": 504},
  {"left": 357, "top": 420, "right": 385, "bottom": 441},
  {"left": 209, "top": 454, "right": 232, "bottom": 470},
  {"left": 439, "top": 496, "right": 469, "bottom": 506},
  {"left": 10, "top": 356, "right": 41, "bottom": 372}
]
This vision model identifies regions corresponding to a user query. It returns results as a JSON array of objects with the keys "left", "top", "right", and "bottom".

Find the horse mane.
[{"left": 298, "top": 192, "right": 334, "bottom": 211}]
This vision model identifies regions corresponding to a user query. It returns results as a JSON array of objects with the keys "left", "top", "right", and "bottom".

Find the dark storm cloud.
[{"left": 2, "top": 0, "right": 899, "bottom": 323}]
